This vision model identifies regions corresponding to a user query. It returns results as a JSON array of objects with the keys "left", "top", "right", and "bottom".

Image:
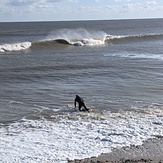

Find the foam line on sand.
[{"left": 68, "top": 136, "right": 163, "bottom": 163}]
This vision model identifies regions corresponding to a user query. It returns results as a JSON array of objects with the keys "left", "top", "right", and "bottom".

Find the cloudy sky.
[{"left": 0, "top": 0, "right": 163, "bottom": 22}]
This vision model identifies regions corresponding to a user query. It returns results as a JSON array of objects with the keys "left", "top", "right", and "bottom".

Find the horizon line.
[{"left": 0, "top": 17, "right": 163, "bottom": 23}]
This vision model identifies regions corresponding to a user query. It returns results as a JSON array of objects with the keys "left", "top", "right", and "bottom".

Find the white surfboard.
[{"left": 67, "top": 104, "right": 75, "bottom": 109}]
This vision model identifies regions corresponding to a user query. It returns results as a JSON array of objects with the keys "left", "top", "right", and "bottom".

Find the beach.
[{"left": 69, "top": 137, "right": 163, "bottom": 163}]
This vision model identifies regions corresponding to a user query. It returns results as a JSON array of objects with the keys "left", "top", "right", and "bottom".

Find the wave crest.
[
  {"left": 1, "top": 29, "right": 163, "bottom": 53},
  {"left": 105, "top": 33, "right": 163, "bottom": 44}
]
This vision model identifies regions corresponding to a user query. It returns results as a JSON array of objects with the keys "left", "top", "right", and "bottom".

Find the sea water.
[{"left": 0, "top": 19, "right": 163, "bottom": 162}]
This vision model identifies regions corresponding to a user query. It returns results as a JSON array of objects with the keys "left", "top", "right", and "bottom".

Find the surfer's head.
[{"left": 76, "top": 95, "right": 79, "bottom": 98}]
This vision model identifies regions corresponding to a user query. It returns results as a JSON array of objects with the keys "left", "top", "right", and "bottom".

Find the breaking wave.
[
  {"left": 1, "top": 29, "right": 163, "bottom": 53},
  {"left": 0, "top": 42, "right": 32, "bottom": 53},
  {"left": 31, "top": 32, "right": 163, "bottom": 48}
]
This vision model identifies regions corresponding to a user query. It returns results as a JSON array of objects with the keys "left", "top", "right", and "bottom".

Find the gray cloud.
[
  {"left": 7, "top": 0, "right": 35, "bottom": 6},
  {"left": 6, "top": 0, "right": 78, "bottom": 7}
]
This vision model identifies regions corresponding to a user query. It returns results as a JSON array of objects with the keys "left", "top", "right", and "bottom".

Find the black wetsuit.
[{"left": 74, "top": 95, "right": 89, "bottom": 112}]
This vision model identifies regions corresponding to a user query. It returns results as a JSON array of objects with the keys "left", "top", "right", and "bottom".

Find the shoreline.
[{"left": 68, "top": 136, "right": 163, "bottom": 163}]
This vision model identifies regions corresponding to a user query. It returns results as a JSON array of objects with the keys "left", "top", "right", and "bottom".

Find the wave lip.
[
  {"left": 0, "top": 42, "right": 32, "bottom": 53},
  {"left": 105, "top": 33, "right": 163, "bottom": 44}
]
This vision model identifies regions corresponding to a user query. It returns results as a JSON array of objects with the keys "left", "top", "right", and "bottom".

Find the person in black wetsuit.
[{"left": 74, "top": 95, "right": 89, "bottom": 112}]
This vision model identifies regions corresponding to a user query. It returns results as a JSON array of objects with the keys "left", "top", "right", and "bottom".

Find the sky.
[{"left": 0, "top": 0, "right": 163, "bottom": 22}]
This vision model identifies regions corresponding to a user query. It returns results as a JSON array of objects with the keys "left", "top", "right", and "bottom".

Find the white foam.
[
  {"left": 71, "top": 38, "right": 105, "bottom": 46},
  {"left": 106, "top": 33, "right": 161, "bottom": 40},
  {"left": 0, "top": 42, "right": 31, "bottom": 53},
  {"left": 0, "top": 109, "right": 162, "bottom": 162}
]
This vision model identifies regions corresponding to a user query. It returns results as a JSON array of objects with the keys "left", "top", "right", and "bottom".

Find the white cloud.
[
  {"left": 0, "top": 0, "right": 5, "bottom": 3},
  {"left": 114, "top": 0, "right": 131, "bottom": 2},
  {"left": 0, "top": 0, "right": 163, "bottom": 22},
  {"left": 146, "top": 0, "right": 158, "bottom": 5},
  {"left": 145, "top": 0, "right": 159, "bottom": 11},
  {"left": 47, "top": 0, "right": 78, "bottom": 2},
  {"left": 6, "top": 0, "right": 78, "bottom": 7},
  {"left": 122, "top": 3, "right": 142, "bottom": 11}
]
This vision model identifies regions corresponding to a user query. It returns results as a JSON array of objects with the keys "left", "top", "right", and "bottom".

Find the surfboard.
[{"left": 67, "top": 104, "right": 75, "bottom": 109}]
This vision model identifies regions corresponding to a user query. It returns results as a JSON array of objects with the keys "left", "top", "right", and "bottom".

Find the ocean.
[{"left": 0, "top": 19, "right": 163, "bottom": 162}]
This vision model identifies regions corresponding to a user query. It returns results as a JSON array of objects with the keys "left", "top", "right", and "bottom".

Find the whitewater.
[
  {"left": 0, "top": 42, "right": 31, "bottom": 52},
  {"left": 0, "top": 107, "right": 163, "bottom": 162}
]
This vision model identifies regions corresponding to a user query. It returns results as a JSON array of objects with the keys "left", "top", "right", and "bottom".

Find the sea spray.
[
  {"left": 46, "top": 28, "right": 107, "bottom": 40},
  {"left": 46, "top": 28, "right": 107, "bottom": 46}
]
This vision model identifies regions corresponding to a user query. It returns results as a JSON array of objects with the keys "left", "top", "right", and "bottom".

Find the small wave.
[
  {"left": 0, "top": 42, "right": 32, "bottom": 53},
  {"left": 104, "top": 52, "right": 163, "bottom": 60},
  {"left": 105, "top": 33, "right": 163, "bottom": 44}
]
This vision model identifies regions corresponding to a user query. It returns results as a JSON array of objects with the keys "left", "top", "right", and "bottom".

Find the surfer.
[{"left": 74, "top": 95, "right": 89, "bottom": 112}]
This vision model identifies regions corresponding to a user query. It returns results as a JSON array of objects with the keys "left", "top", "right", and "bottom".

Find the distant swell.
[
  {"left": 1, "top": 33, "right": 163, "bottom": 53},
  {"left": 105, "top": 33, "right": 163, "bottom": 44}
]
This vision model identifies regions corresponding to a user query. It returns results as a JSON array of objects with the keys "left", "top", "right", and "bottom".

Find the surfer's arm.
[{"left": 74, "top": 99, "right": 77, "bottom": 108}]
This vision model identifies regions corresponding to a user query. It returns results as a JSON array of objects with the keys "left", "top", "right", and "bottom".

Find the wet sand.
[{"left": 68, "top": 136, "right": 163, "bottom": 163}]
